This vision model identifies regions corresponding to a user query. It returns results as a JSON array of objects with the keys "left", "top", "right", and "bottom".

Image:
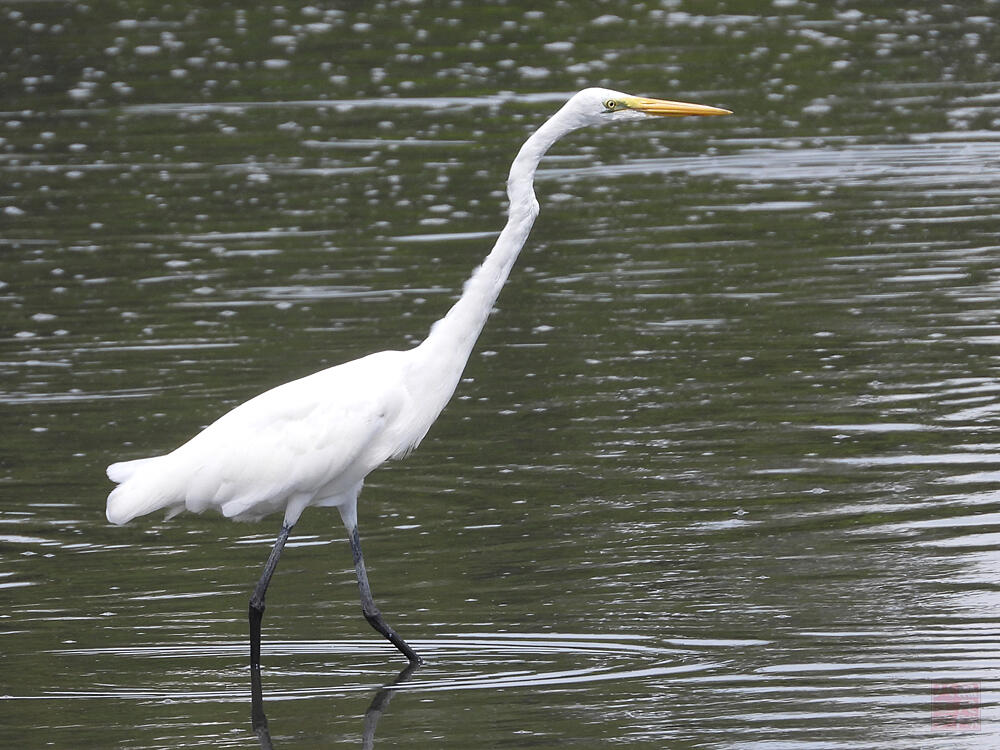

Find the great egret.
[{"left": 106, "top": 87, "right": 730, "bottom": 667}]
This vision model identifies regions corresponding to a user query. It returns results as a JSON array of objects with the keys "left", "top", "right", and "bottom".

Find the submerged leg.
[
  {"left": 250, "top": 658, "right": 273, "bottom": 750},
  {"left": 362, "top": 661, "right": 421, "bottom": 750},
  {"left": 348, "top": 524, "right": 423, "bottom": 665},
  {"left": 249, "top": 522, "right": 293, "bottom": 670}
]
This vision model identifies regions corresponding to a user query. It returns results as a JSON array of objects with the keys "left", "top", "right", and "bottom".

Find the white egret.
[{"left": 106, "top": 88, "right": 731, "bottom": 667}]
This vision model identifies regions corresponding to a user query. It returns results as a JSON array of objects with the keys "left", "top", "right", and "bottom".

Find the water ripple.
[{"left": 33, "top": 633, "right": 721, "bottom": 700}]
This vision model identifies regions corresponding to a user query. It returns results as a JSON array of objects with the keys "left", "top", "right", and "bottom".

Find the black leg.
[
  {"left": 348, "top": 524, "right": 423, "bottom": 665},
  {"left": 249, "top": 522, "right": 293, "bottom": 671},
  {"left": 250, "top": 657, "right": 273, "bottom": 750}
]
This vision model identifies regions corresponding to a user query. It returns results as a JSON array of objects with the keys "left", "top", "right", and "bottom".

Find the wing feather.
[{"left": 107, "top": 350, "right": 411, "bottom": 525}]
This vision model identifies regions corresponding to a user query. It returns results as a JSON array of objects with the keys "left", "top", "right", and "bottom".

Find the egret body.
[{"left": 106, "top": 88, "right": 730, "bottom": 667}]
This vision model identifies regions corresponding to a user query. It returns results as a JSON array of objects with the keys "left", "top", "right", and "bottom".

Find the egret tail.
[{"left": 106, "top": 456, "right": 180, "bottom": 525}]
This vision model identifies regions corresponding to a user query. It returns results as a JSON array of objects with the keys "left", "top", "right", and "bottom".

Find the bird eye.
[{"left": 604, "top": 99, "right": 618, "bottom": 110}]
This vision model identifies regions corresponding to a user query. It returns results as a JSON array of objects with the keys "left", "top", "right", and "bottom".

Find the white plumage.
[
  {"left": 105, "top": 88, "right": 730, "bottom": 667},
  {"left": 107, "top": 350, "right": 429, "bottom": 525}
]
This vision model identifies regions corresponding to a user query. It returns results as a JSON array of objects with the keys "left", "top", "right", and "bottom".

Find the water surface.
[{"left": 2, "top": 1, "right": 999, "bottom": 747}]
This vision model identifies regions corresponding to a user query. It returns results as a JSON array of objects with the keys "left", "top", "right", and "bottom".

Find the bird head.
[{"left": 568, "top": 87, "right": 731, "bottom": 127}]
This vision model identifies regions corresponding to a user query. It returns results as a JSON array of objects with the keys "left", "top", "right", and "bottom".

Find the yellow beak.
[{"left": 624, "top": 96, "right": 732, "bottom": 117}]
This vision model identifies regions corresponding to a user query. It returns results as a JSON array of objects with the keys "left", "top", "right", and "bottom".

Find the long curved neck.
[{"left": 415, "top": 109, "right": 577, "bottom": 369}]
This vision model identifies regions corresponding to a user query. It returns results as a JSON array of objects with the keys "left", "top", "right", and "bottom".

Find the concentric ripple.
[{"left": 30, "top": 633, "right": 725, "bottom": 701}]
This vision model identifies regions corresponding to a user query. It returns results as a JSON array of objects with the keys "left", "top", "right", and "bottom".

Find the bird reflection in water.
[{"left": 251, "top": 662, "right": 421, "bottom": 749}]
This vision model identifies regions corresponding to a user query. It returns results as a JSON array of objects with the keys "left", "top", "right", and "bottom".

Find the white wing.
[{"left": 106, "top": 350, "right": 414, "bottom": 524}]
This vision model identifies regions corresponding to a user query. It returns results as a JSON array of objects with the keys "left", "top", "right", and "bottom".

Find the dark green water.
[{"left": 3, "top": 1, "right": 1000, "bottom": 747}]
